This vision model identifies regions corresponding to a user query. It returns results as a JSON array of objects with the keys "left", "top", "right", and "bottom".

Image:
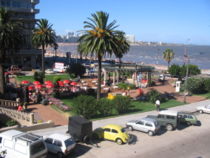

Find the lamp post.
[{"left": 183, "top": 39, "right": 190, "bottom": 103}]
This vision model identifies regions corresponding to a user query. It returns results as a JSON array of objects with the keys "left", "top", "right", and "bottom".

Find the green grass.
[
  {"left": 194, "top": 92, "right": 210, "bottom": 99},
  {"left": 16, "top": 73, "right": 70, "bottom": 82},
  {"left": 60, "top": 98, "right": 184, "bottom": 120}
]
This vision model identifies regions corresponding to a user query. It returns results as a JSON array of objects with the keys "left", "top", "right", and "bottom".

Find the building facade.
[{"left": 0, "top": 0, "right": 41, "bottom": 69}]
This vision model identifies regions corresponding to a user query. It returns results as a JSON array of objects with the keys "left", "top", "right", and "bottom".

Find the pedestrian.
[{"left": 155, "top": 99, "right": 160, "bottom": 111}]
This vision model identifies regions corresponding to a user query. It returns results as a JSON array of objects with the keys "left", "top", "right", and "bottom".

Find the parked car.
[
  {"left": 126, "top": 117, "right": 160, "bottom": 136},
  {"left": 178, "top": 111, "right": 198, "bottom": 125},
  {"left": 197, "top": 104, "right": 210, "bottom": 114},
  {"left": 101, "top": 124, "right": 129, "bottom": 145},
  {"left": 44, "top": 133, "right": 76, "bottom": 158},
  {"left": 45, "top": 69, "right": 55, "bottom": 74},
  {"left": 147, "top": 110, "right": 178, "bottom": 131},
  {"left": 0, "top": 130, "right": 47, "bottom": 158}
]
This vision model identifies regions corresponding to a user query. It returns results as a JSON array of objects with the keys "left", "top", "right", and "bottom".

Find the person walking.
[{"left": 155, "top": 99, "right": 160, "bottom": 111}]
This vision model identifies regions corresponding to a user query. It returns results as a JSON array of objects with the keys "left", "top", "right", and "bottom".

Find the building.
[{"left": 0, "top": 0, "right": 41, "bottom": 69}]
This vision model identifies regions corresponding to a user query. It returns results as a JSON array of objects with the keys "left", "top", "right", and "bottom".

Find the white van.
[{"left": 0, "top": 130, "right": 47, "bottom": 158}]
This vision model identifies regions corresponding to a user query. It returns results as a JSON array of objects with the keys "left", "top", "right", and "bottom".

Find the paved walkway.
[
  {"left": 32, "top": 99, "right": 210, "bottom": 136},
  {"left": 28, "top": 104, "right": 68, "bottom": 126}
]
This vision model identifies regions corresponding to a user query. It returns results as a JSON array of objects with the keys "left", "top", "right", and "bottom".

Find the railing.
[{"left": 0, "top": 99, "right": 18, "bottom": 109}]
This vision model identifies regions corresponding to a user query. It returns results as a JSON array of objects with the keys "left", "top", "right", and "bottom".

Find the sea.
[{"left": 55, "top": 44, "right": 210, "bottom": 69}]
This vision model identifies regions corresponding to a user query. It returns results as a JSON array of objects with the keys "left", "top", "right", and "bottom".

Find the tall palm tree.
[
  {"left": 32, "top": 19, "right": 56, "bottom": 74},
  {"left": 0, "top": 8, "right": 22, "bottom": 96},
  {"left": 78, "top": 11, "right": 129, "bottom": 99},
  {"left": 163, "top": 48, "right": 175, "bottom": 69},
  {"left": 53, "top": 42, "right": 58, "bottom": 63}
]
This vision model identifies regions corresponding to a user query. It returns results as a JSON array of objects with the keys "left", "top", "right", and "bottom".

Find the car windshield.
[{"left": 64, "top": 138, "right": 74, "bottom": 147}]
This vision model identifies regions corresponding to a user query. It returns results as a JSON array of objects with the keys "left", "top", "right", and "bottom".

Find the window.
[
  {"left": 54, "top": 140, "right": 62, "bottom": 147},
  {"left": 158, "top": 115, "right": 165, "bottom": 119},
  {"left": 137, "top": 121, "right": 144, "bottom": 125},
  {"left": 111, "top": 129, "right": 118, "bottom": 134},
  {"left": 0, "top": 137, "right": 2, "bottom": 144},
  {"left": 45, "top": 138, "right": 53, "bottom": 144},
  {"left": 188, "top": 115, "right": 193, "bottom": 119},
  {"left": 145, "top": 123, "right": 153, "bottom": 127},
  {"left": 166, "top": 115, "right": 175, "bottom": 120},
  {"left": 30, "top": 141, "right": 46, "bottom": 155},
  {"left": 104, "top": 128, "right": 111, "bottom": 132},
  {"left": 65, "top": 138, "right": 74, "bottom": 147}
]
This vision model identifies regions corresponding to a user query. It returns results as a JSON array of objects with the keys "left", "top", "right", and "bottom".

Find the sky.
[{"left": 37, "top": 0, "right": 210, "bottom": 45}]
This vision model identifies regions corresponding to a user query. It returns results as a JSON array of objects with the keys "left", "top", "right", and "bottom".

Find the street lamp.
[{"left": 183, "top": 39, "right": 190, "bottom": 103}]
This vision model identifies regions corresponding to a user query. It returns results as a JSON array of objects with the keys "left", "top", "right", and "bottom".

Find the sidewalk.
[{"left": 32, "top": 99, "right": 210, "bottom": 135}]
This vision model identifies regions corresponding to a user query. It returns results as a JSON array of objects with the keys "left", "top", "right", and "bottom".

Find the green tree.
[
  {"left": 168, "top": 64, "right": 181, "bottom": 78},
  {"left": 67, "top": 63, "right": 86, "bottom": 77},
  {"left": 0, "top": 8, "right": 23, "bottom": 96},
  {"left": 163, "top": 48, "right": 175, "bottom": 69},
  {"left": 78, "top": 11, "right": 129, "bottom": 99},
  {"left": 32, "top": 19, "right": 56, "bottom": 75}
]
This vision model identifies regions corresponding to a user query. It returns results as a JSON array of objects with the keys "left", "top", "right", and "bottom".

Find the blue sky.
[{"left": 37, "top": 0, "right": 210, "bottom": 45}]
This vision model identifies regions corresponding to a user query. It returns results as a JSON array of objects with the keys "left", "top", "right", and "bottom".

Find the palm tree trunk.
[
  {"left": 168, "top": 61, "right": 170, "bottom": 70},
  {"left": 97, "top": 55, "right": 102, "bottom": 100},
  {"left": 41, "top": 44, "right": 45, "bottom": 74},
  {"left": 0, "top": 64, "right": 5, "bottom": 97}
]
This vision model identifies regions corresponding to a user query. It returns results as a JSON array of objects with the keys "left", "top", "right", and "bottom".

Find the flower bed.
[{"left": 48, "top": 97, "right": 71, "bottom": 112}]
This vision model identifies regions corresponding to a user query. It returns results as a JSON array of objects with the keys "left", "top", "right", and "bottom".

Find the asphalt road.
[{"left": 38, "top": 100, "right": 210, "bottom": 158}]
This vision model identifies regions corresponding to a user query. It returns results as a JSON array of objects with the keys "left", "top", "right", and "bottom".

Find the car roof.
[
  {"left": 0, "top": 130, "right": 23, "bottom": 140},
  {"left": 159, "top": 110, "right": 178, "bottom": 116},
  {"left": 103, "top": 124, "right": 123, "bottom": 130},
  {"left": 140, "top": 117, "right": 157, "bottom": 123},
  {"left": 47, "top": 133, "right": 71, "bottom": 141}
]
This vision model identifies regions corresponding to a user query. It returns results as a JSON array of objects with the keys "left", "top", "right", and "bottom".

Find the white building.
[{"left": 125, "top": 34, "right": 135, "bottom": 43}]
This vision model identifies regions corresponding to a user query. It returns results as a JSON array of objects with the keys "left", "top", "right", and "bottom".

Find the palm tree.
[
  {"left": 78, "top": 11, "right": 129, "bottom": 99},
  {"left": 0, "top": 8, "right": 23, "bottom": 96},
  {"left": 53, "top": 42, "right": 58, "bottom": 63},
  {"left": 163, "top": 48, "right": 175, "bottom": 69},
  {"left": 32, "top": 19, "right": 56, "bottom": 74}
]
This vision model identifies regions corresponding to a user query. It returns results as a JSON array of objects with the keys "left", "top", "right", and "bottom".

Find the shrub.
[
  {"left": 118, "top": 83, "right": 136, "bottom": 90},
  {"left": 49, "top": 97, "right": 71, "bottom": 111},
  {"left": 73, "top": 95, "right": 97, "bottom": 118},
  {"left": 146, "top": 89, "right": 161, "bottom": 103},
  {"left": 33, "top": 71, "right": 45, "bottom": 83},
  {"left": 6, "top": 119, "right": 18, "bottom": 127},
  {"left": 53, "top": 76, "right": 61, "bottom": 84},
  {"left": 113, "top": 96, "right": 131, "bottom": 114},
  {"left": 168, "top": 64, "right": 181, "bottom": 78},
  {"left": 204, "top": 79, "right": 210, "bottom": 92},
  {"left": 186, "top": 78, "right": 206, "bottom": 94},
  {"left": 67, "top": 63, "right": 86, "bottom": 77},
  {"left": 97, "top": 98, "right": 114, "bottom": 116}
]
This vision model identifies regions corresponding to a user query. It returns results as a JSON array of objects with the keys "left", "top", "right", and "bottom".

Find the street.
[{"left": 32, "top": 100, "right": 210, "bottom": 158}]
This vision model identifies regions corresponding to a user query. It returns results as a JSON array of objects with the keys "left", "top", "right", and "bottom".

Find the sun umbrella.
[
  {"left": 35, "top": 84, "right": 43, "bottom": 89},
  {"left": 71, "top": 82, "right": 77, "bottom": 86},
  {"left": 33, "top": 81, "right": 40, "bottom": 85},
  {"left": 21, "top": 80, "right": 30, "bottom": 85},
  {"left": 57, "top": 81, "right": 64, "bottom": 87},
  {"left": 28, "top": 85, "right": 35, "bottom": 91},
  {"left": 44, "top": 81, "right": 53, "bottom": 85},
  {"left": 63, "top": 80, "right": 71, "bottom": 84},
  {"left": 46, "top": 83, "right": 54, "bottom": 89}
]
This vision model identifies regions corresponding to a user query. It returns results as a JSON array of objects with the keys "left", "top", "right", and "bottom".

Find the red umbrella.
[
  {"left": 46, "top": 83, "right": 54, "bottom": 88},
  {"left": 63, "top": 80, "right": 71, "bottom": 84},
  {"left": 57, "top": 81, "right": 64, "bottom": 87},
  {"left": 33, "top": 81, "right": 40, "bottom": 85},
  {"left": 28, "top": 85, "right": 35, "bottom": 91},
  {"left": 35, "top": 84, "right": 43, "bottom": 89},
  {"left": 71, "top": 82, "right": 77, "bottom": 86},
  {"left": 21, "top": 80, "right": 30, "bottom": 85},
  {"left": 45, "top": 81, "right": 53, "bottom": 85}
]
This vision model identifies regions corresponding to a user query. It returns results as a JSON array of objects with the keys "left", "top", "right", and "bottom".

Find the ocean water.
[{"left": 56, "top": 44, "right": 210, "bottom": 69}]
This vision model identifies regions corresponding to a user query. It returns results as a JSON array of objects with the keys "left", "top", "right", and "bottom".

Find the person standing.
[{"left": 155, "top": 99, "right": 160, "bottom": 111}]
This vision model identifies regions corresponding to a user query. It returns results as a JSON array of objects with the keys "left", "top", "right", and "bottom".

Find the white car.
[
  {"left": 126, "top": 117, "right": 160, "bottom": 136},
  {"left": 197, "top": 104, "right": 210, "bottom": 114},
  {"left": 45, "top": 69, "right": 55, "bottom": 74},
  {"left": 44, "top": 133, "right": 76, "bottom": 158}
]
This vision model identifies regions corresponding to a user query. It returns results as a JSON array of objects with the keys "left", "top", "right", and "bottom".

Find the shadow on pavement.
[
  {"left": 156, "top": 128, "right": 167, "bottom": 136},
  {"left": 68, "top": 144, "right": 92, "bottom": 158},
  {"left": 128, "top": 134, "right": 138, "bottom": 145}
]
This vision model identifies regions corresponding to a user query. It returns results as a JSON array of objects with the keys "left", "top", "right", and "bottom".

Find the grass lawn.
[
  {"left": 194, "top": 92, "right": 210, "bottom": 99},
  {"left": 16, "top": 73, "right": 70, "bottom": 82},
  {"left": 60, "top": 98, "right": 184, "bottom": 120}
]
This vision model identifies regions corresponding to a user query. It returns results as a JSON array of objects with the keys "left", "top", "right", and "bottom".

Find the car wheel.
[
  {"left": 148, "top": 131, "right": 154, "bottom": 136},
  {"left": 116, "top": 138, "right": 123, "bottom": 145},
  {"left": 128, "top": 126, "right": 133, "bottom": 131},
  {"left": 166, "top": 124, "right": 173, "bottom": 131},
  {"left": 199, "top": 110, "right": 203, "bottom": 114},
  {"left": 57, "top": 152, "right": 63, "bottom": 158}
]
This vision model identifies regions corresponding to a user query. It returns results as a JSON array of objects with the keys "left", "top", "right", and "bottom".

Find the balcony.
[
  {"left": 31, "top": 8, "right": 39, "bottom": 14},
  {"left": 31, "top": 0, "right": 40, "bottom": 4}
]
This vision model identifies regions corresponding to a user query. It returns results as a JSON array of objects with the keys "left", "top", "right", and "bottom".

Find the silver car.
[{"left": 126, "top": 117, "right": 160, "bottom": 136}]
